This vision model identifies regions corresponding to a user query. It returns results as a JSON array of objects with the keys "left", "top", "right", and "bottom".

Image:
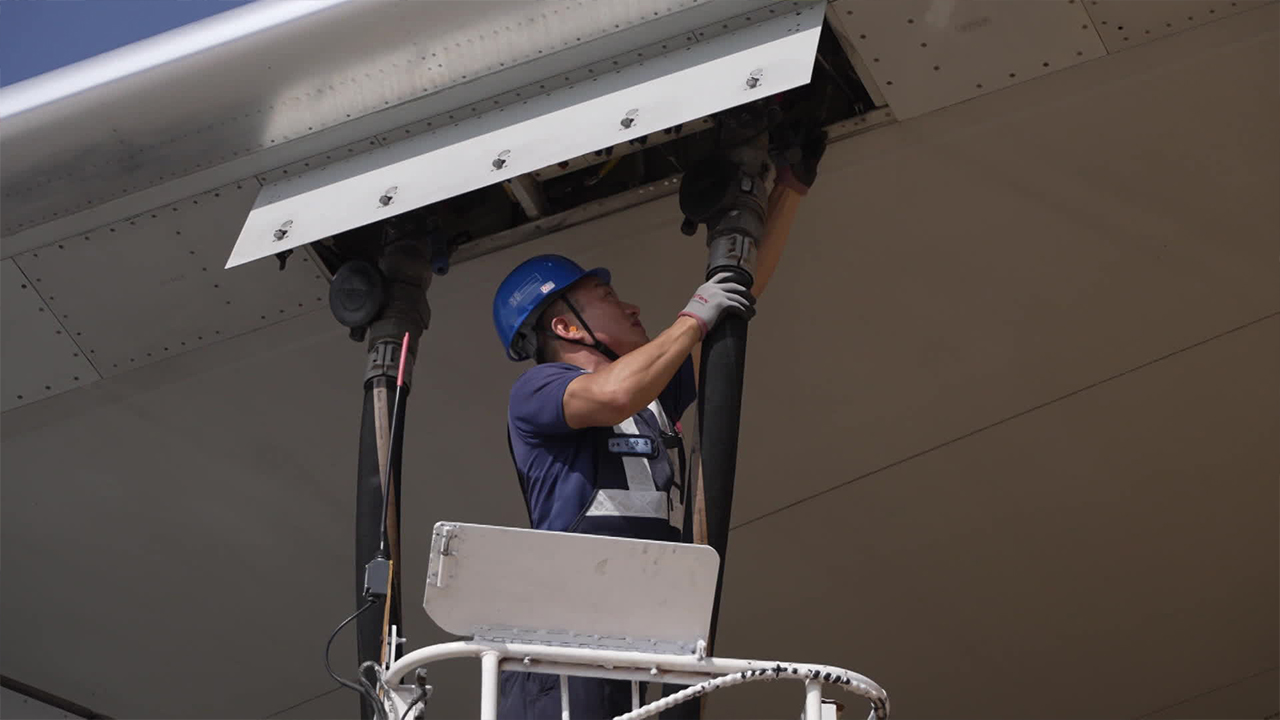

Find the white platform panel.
[
  {"left": 425, "top": 522, "right": 720, "bottom": 654},
  {"left": 831, "top": 0, "right": 1107, "bottom": 119},
  {"left": 0, "top": 259, "right": 100, "bottom": 411},
  {"left": 1083, "top": 0, "right": 1274, "bottom": 52},
  {"left": 228, "top": 3, "right": 825, "bottom": 267},
  {"left": 12, "top": 183, "right": 329, "bottom": 378}
]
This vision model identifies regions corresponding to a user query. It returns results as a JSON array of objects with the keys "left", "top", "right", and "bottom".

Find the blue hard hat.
[{"left": 493, "top": 254, "right": 611, "bottom": 361}]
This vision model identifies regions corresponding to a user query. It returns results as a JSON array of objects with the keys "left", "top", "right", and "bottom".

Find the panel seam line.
[{"left": 732, "top": 310, "right": 1280, "bottom": 531}]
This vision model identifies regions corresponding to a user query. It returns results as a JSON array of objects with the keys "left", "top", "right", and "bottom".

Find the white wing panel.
[
  {"left": 228, "top": 4, "right": 825, "bottom": 267},
  {"left": 0, "top": 260, "right": 100, "bottom": 411}
]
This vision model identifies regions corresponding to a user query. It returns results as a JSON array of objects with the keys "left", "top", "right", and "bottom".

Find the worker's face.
[{"left": 563, "top": 277, "right": 648, "bottom": 355}]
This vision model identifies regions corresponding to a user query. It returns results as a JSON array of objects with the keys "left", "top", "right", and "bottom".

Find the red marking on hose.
[{"left": 396, "top": 332, "right": 410, "bottom": 387}]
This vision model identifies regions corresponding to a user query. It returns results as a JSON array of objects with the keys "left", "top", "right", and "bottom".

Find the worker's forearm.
[
  {"left": 594, "top": 316, "right": 701, "bottom": 417},
  {"left": 750, "top": 184, "right": 803, "bottom": 299}
]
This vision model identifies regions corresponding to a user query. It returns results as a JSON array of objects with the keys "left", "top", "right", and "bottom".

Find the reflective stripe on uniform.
[
  {"left": 592, "top": 399, "right": 685, "bottom": 528},
  {"left": 583, "top": 488, "right": 669, "bottom": 519},
  {"left": 613, "top": 413, "right": 656, "bottom": 492},
  {"left": 648, "top": 398, "right": 674, "bottom": 434}
]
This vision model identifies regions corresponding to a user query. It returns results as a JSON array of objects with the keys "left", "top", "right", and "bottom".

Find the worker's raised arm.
[
  {"left": 750, "top": 126, "right": 828, "bottom": 299},
  {"left": 564, "top": 274, "right": 753, "bottom": 428},
  {"left": 749, "top": 183, "right": 804, "bottom": 299}
]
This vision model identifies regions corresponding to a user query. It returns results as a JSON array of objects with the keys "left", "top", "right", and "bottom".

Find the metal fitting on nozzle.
[
  {"left": 677, "top": 134, "right": 771, "bottom": 284},
  {"left": 679, "top": 154, "right": 741, "bottom": 230}
]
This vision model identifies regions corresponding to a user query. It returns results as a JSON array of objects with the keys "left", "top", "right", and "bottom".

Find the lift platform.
[{"left": 377, "top": 522, "right": 889, "bottom": 720}]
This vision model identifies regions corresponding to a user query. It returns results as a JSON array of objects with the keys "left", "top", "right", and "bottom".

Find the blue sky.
[{"left": 0, "top": 0, "right": 254, "bottom": 87}]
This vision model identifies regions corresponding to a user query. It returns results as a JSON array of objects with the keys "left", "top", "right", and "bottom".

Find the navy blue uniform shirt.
[{"left": 507, "top": 356, "right": 696, "bottom": 538}]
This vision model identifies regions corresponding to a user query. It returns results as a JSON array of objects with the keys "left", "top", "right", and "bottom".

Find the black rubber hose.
[
  {"left": 356, "top": 376, "right": 405, "bottom": 720},
  {"left": 696, "top": 289, "right": 751, "bottom": 653},
  {"left": 660, "top": 269, "right": 752, "bottom": 720}
]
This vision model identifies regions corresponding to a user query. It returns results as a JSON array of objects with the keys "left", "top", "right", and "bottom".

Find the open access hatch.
[{"left": 229, "top": 4, "right": 882, "bottom": 274}]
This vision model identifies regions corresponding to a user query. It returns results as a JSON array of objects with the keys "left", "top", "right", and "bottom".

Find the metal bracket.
[
  {"left": 364, "top": 337, "right": 414, "bottom": 386},
  {"left": 431, "top": 525, "right": 456, "bottom": 588},
  {"left": 502, "top": 175, "right": 547, "bottom": 219},
  {"left": 385, "top": 624, "right": 408, "bottom": 670}
]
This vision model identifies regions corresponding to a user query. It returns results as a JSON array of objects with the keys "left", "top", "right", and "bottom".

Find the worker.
[{"left": 491, "top": 129, "right": 826, "bottom": 720}]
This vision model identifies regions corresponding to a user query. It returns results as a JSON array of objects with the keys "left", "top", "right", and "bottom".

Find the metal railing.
[{"left": 382, "top": 639, "right": 889, "bottom": 720}]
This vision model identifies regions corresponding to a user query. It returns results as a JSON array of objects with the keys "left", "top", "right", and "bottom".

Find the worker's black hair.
[
  {"left": 532, "top": 298, "right": 568, "bottom": 364},
  {"left": 533, "top": 337, "right": 554, "bottom": 365}
]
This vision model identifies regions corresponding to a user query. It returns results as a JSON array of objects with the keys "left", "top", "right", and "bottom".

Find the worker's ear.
[{"left": 548, "top": 314, "right": 578, "bottom": 341}]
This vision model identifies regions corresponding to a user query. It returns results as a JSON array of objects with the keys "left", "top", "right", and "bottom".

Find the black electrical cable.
[
  {"left": 359, "top": 662, "right": 390, "bottom": 720},
  {"left": 375, "top": 380, "right": 404, "bottom": 558},
  {"left": 361, "top": 677, "right": 386, "bottom": 720},
  {"left": 326, "top": 599, "right": 383, "bottom": 716},
  {"left": 400, "top": 690, "right": 428, "bottom": 720},
  {"left": 376, "top": 333, "right": 411, "bottom": 559}
]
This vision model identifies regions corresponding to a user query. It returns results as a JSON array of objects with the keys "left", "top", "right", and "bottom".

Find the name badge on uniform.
[{"left": 607, "top": 435, "right": 657, "bottom": 457}]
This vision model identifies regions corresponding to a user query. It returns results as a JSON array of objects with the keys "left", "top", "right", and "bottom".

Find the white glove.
[{"left": 678, "top": 272, "right": 756, "bottom": 338}]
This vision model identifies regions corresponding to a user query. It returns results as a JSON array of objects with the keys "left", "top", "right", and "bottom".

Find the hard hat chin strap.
[{"left": 542, "top": 295, "right": 619, "bottom": 362}]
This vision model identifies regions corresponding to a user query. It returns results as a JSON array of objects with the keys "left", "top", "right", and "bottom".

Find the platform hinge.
[{"left": 472, "top": 625, "right": 701, "bottom": 656}]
